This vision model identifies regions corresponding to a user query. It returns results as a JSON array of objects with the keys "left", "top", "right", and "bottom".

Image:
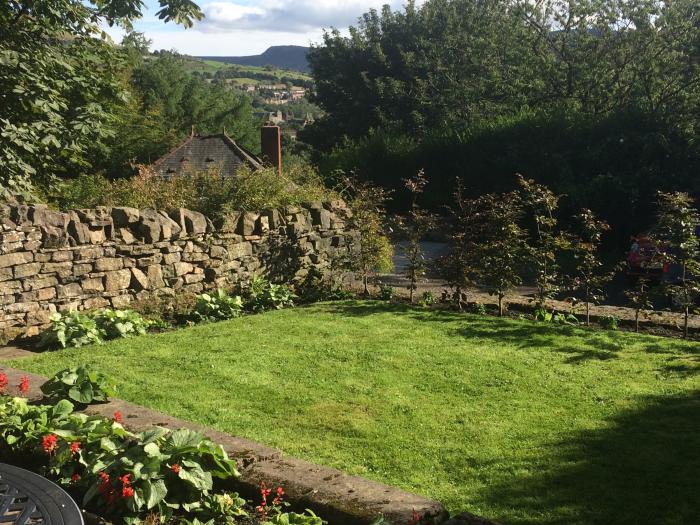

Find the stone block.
[
  {"left": 0, "top": 251, "right": 33, "bottom": 268},
  {"left": 111, "top": 294, "right": 132, "bottom": 309},
  {"left": 67, "top": 218, "right": 91, "bottom": 244},
  {"left": 83, "top": 297, "right": 110, "bottom": 310},
  {"left": 146, "top": 265, "right": 165, "bottom": 288},
  {"left": 95, "top": 258, "right": 124, "bottom": 272},
  {"left": 0, "top": 281, "right": 22, "bottom": 297},
  {"left": 237, "top": 212, "right": 258, "bottom": 236},
  {"left": 57, "top": 283, "right": 82, "bottom": 299},
  {"left": 21, "top": 287, "right": 57, "bottom": 302},
  {"left": 119, "top": 227, "right": 137, "bottom": 244},
  {"left": 26, "top": 309, "right": 54, "bottom": 326},
  {"left": 40, "top": 225, "right": 70, "bottom": 249},
  {"left": 0, "top": 267, "right": 12, "bottom": 282},
  {"left": 104, "top": 269, "right": 132, "bottom": 291},
  {"left": 159, "top": 211, "right": 182, "bottom": 240},
  {"left": 136, "top": 253, "right": 163, "bottom": 268},
  {"left": 5, "top": 301, "right": 40, "bottom": 314},
  {"left": 228, "top": 242, "right": 253, "bottom": 259},
  {"left": 111, "top": 207, "right": 140, "bottom": 227},
  {"left": 163, "top": 252, "right": 181, "bottom": 265},
  {"left": 130, "top": 267, "right": 150, "bottom": 291},
  {"left": 82, "top": 277, "right": 104, "bottom": 293},
  {"left": 183, "top": 273, "right": 204, "bottom": 284},
  {"left": 73, "top": 263, "right": 93, "bottom": 277},
  {"left": 173, "top": 262, "right": 194, "bottom": 276},
  {"left": 13, "top": 262, "right": 41, "bottom": 278},
  {"left": 41, "top": 261, "right": 73, "bottom": 279},
  {"left": 74, "top": 246, "right": 104, "bottom": 260},
  {"left": 136, "top": 209, "right": 163, "bottom": 244},
  {"left": 210, "top": 245, "right": 227, "bottom": 259},
  {"left": 51, "top": 250, "right": 73, "bottom": 262},
  {"left": 311, "top": 209, "right": 332, "bottom": 229},
  {"left": 169, "top": 208, "right": 207, "bottom": 236},
  {"left": 24, "top": 275, "right": 58, "bottom": 291}
]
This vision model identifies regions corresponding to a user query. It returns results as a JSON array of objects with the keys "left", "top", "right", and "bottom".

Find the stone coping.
[{"left": 0, "top": 366, "right": 499, "bottom": 525}]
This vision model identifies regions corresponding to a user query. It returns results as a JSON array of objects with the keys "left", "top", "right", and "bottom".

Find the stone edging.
[{"left": 0, "top": 366, "right": 502, "bottom": 525}]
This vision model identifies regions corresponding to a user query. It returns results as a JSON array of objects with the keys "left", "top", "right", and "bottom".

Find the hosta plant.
[
  {"left": 40, "top": 365, "right": 117, "bottom": 405},
  {"left": 192, "top": 289, "right": 244, "bottom": 322},
  {"left": 94, "top": 309, "right": 151, "bottom": 339},
  {"left": 39, "top": 311, "right": 104, "bottom": 349},
  {"left": 246, "top": 277, "right": 296, "bottom": 313}
]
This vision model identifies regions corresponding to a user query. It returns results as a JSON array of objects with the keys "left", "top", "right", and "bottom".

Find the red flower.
[
  {"left": 42, "top": 434, "right": 58, "bottom": 454},
  {"left": 272, "top": 486, "right": 285, "bottom": 505},
  {"left": 69, "top": 441, "right": 81, "bottom": 456},
  {"left": 407, "top": 510, "right": 421, "bottom": 525},
  {"left": 121, "top": 486, "right": 134, "bottom": 499},
  {"left": 71, "top": 473, "right": 81, "bottom": 482},
  {"left": 0, "top": 373, "right": 8, "bottom": 393},
  {"left": 170, "top": 463, "right": 181, "bottom": 474},
  {"left": 19, "top": 376, "right": 29, "bottom": 394},
  {"left": 257, "top": 481, "right": 272, "bottom": 518},
  {"left": 113, "top": 411, "right": 123, "bottom": 423},
  {"left": 120, "top": 474, "right": 131, "bottom": 485}
]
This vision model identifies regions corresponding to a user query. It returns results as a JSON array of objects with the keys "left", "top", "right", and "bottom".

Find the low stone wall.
[{"left": 0, "top": 201, "right": 357, "bottom": 336}]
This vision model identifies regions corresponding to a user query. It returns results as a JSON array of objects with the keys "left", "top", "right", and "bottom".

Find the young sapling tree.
[
  {"left": 473, "top": 191, "right": 529, "bottom": 316},
  {"left": 624, "top": 277, "right": 655, "bottom": 333},
  {"left": 400, "top": 170, "right": 437, "bottom": 303},
  {"left": 651, "top": 191, "right": 700, "bottom": 338},
  {"left": 570, "top": 209, "right": 614, "bottom": 325}
]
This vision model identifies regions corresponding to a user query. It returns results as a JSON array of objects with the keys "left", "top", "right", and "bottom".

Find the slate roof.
[{"left": 152, "top": 132, "right": 263, "bottom": 179}]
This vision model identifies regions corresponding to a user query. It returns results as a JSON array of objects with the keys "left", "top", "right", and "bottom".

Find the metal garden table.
[{"left": 0, "top": 463, "right": 84, "bottom": 524}]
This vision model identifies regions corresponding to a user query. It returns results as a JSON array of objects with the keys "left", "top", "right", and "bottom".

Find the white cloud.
[{"left": 197, "top": 0, "right": 418, "bottom": 33}]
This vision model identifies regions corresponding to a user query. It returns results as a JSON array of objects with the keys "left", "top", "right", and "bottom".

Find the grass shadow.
[{"left": 478, "top": 391, "right": 700, "bottom": 524}]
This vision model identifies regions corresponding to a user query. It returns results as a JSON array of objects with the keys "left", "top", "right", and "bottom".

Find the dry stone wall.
[{"left": 0, "top": 201, "right": 357, "bottom": 336}]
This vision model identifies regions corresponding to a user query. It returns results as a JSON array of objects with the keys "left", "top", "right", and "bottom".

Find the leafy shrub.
[
  {"left": 246, "top": 277, "right": 296, "bottom": 313},
  {"left": 52, "top": 160, "right": 336, "bottom": 218},
  {"left": 534, "top": 307, "right": 579, "bottom": 325},
  {"left": 39, "top": 309, "right": 153, "bottom": 349},
  {"left": 0, "top": 397, "right": 326, "bottom": 524},
  {"left": 378, "top": 285, "right": 396, "bottom": 301},
  {"left": 599, "top": 315, "right": 619, "bottom": 330},
  {"left": 419, "top": 291, "right": 436, "bottom": 307},
  {"left": 94, "top": 309, "right": 151, "bottom": 339},
  {"left": 40, "top": 365, "right": 116, "bottom": 405},
  {"left": 192, "top": 289, "right": 244, "bottom": 322},
  {"left": 39, "top": 311, "right": 104, "bottom": 348},
  {"left": 469, "top": 302, "right": 487, "bottom": 315}
]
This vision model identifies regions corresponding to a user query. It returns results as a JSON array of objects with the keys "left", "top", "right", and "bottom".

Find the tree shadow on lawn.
[
  {"left": 316, "top": 301, "right": 699, "bottom": 365},
  {"left": 478, "top": 391, "right": 700, "bottom": 525}
]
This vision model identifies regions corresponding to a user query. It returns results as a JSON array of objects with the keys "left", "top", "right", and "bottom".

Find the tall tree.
[{"left": 0, "top": 0, "right": 203, "bottom": 198}]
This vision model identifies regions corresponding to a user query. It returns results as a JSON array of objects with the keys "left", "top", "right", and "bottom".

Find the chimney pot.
[{"left": 261, "top": 126, "right": 282, "bottom": 176}]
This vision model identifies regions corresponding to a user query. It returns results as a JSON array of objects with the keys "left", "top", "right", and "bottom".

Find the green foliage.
[
  {"left": 39, "top": 309, "right": 151, "bottom": 349},
  {"left": 262, "top": 510, "right": 325, "bottom": 525},
  {"left": 296, "top": 268, "right": 355, "bottom": 303},
  {"left": 0, "top": 0, "right": 203, "bottom": 198},
  {"left": 419, "top": 291, "right": 436, "bottom": 307},
  {"left": 534, "top": 307, "right": 578, "bottom": 326},
  {"left": 378, "top": 285, "right": 396, "bottom": 301},
  {"left": 400, "top": 170, "right": 437, "bottom": 302},
  {"left": 40, "top": 365, "right": 116, "bottom": 405},
  {"left": 246, "top": 277, "right": 296, "bottom": 313},
  {"left": 94, "top": 309, "right": 151, "bottom": 340},
  {"left": 469, "top": 302, "right": 487, "bottom": 316},
  {"left": 569, "top": 209, "right": 615, "bottom": 326},
  {"left": 624, "top": 278, "right": 655, "bottom": 333},
  {"left": 651, "top": 192, "right": 700, "bottom": 337},
  {"left": 192, "top": 290, "right": 244, "bottom": 322},
  {"left": 39, "top": 311, "right": 104, "bottom": 349},
  {"left": 52, "top": 160, "right": 335, "bottom": 219},
  {"left": 599, "top": 315, "right": 620, "bottom": 331},
  {"left": 340, "top": 176, "right": 394, "bottom": 294}
]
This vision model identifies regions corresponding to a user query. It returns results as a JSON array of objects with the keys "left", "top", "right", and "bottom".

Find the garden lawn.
[{"left": 11, "top": 301, "right": 700, "bottom": 525}]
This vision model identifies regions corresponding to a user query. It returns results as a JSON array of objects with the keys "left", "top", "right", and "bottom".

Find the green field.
[
  {"left": 181, "top": 57, "right": 311, "bottom": 83},
  {"left": 12, "top": 302, "right": 700, "bottom": 524}
]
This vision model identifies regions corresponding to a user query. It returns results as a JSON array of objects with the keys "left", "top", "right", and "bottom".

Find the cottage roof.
[{"left": 152, "top": 132, "right": 263, "bottom": 179}]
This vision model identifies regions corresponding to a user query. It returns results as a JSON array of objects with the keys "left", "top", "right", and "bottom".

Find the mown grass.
[{"left": 12, "top": 301, "right": 700, "bottom": 524}]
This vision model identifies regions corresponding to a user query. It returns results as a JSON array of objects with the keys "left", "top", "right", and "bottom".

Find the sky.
[{"left": 103, "top": 0, "right": 419, "bottom": 56}]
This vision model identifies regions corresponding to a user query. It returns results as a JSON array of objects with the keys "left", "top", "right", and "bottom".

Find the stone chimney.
[{"left": 261, "top": 125, "right": 282, "bottom": 176}]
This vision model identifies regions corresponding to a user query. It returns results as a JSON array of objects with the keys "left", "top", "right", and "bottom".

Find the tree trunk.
[
  {"left": 684, "top": 305, "right": 689, "bottom": 339},
  {"left": 585, "top": 301, "right": 590, "bottom": 326},
  {"left": 635, "top": 309, "right": 640, "bottom": 333},
  {"left": 498, "top": 294, "right": 504, "bottom": 317},
  {"left": 363, "top": 274, "right": 369, "bottom": 296}
]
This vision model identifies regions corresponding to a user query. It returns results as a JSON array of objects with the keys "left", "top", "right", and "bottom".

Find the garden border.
[{"left": 0, "top": 365, "right": 500, "bottom": 525}]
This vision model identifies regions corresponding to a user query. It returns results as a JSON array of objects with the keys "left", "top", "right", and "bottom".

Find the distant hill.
[{"left": 199, "top": 46, "right": 310, "bottom": 73}]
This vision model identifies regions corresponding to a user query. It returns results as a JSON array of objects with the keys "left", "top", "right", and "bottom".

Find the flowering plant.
[{"left": 192, "top": 289, "right": 244, "bottom": 322}]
